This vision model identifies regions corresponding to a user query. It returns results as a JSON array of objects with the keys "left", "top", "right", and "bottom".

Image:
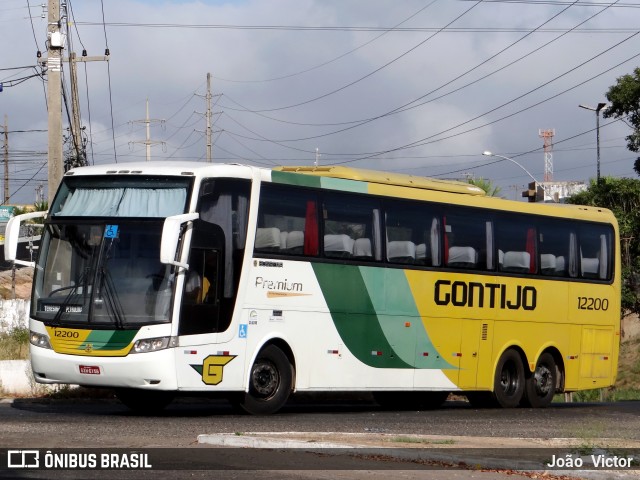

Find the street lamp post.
[
  {"left": 482, "top": 151, "right": 548, "bottom": 201},
  {"left": 579, "top": 102, "right": 608, "bottom": 184}
]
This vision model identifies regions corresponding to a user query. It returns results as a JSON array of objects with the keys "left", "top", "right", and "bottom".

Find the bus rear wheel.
[
  {"left": 522, "top": 352, "right": 557, "bottom": 408},
  {"left": 114, "top": 388, "right": 174, "bottom": 414},
  {"left": 240, "top": 345, "right": 294, "bottom": 415},
  {"left": 493, "top": 349, "right": 525, "bottom": 408}
]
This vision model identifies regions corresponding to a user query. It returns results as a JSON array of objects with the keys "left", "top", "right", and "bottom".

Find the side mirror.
[
  {"left": 4, "top": 211, "right": 46, "bottom": 268},
  {"left": 160, "top": 213, "right": 199, "bottom": 269}
]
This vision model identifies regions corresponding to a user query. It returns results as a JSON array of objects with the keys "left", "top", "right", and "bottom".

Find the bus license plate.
[{"left": 79, "top": 365, "right": 101, "bottom": 375}]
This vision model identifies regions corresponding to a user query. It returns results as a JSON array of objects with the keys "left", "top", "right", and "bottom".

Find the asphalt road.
[{"left": 1, "top": 395, "right": 639, "bottom": 479}]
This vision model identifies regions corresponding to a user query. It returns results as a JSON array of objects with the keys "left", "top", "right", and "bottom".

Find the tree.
[
  {"left": 567, "top": 176, "right": 640, "bottom": 315},
  {"left": 604, "top": 67, "right": 640, "bottom": 154},
  {"left": 12, "top": 200, "right": 48, "bottom": 217},
  {"left": 467, "top": 177, "right": 502, "bottom": 197}
]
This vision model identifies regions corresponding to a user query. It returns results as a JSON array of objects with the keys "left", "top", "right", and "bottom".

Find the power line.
[
  {"left": 218, "top": 0, "right": 617, "bottom": 134},
  {"left": 100, "top": 0, "right": 117, "bottom": 162}
]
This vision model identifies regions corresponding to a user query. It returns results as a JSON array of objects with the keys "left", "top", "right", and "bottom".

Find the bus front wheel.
[
  {"left": 522, "top": 352, "right": 557, "bottom": 408},
  {"left": 493, "top": 349, "right": 525, "bottom": 408},
  {"left": 241, "top": 345, "right": 294, "bottom": 415}
]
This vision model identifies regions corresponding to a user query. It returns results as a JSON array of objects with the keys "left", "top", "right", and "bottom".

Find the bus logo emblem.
[{"left": 191, "top": 355, "right": 236, "bottom": 385}]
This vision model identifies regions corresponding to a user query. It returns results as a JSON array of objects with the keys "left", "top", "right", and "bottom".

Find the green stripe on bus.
[
  {"left": 319, "top": 177, "right": 368, "bottom": 193},
  {"left": 312, "top": 263, "right": 412, "bottom": 369},
  {"left": 358, "top": 267, "right": 455, "bottom": 369},
  {"left": 271, "top": 170, "right": 321, "bottom": 188},
  {"left": 271, "top": 170, "right": 368, "bottom": 193},
  {"left": 81, "top": 330, "right": 138, "bottom": 351}
]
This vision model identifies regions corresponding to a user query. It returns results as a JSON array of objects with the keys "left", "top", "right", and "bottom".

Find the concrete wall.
[{"left": 0, "top": 299, "right": 29, "bottom": 333}]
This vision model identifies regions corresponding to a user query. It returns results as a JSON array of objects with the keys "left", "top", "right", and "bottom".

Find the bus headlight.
[
  {"left": 131, "top": 336, "right": 177, "bottom": 354},
  {"left": 30, "top": 331, "right": 52, "bottom": 349}
]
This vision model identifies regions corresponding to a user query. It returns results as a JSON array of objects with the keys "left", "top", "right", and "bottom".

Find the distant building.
[{"left": 523, "top": 181, "right": 587, "bottom": 203}]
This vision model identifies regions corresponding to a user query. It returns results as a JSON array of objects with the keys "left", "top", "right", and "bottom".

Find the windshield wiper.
[{"left": 99, "top": 267, "right": 127, "bottom": 329}]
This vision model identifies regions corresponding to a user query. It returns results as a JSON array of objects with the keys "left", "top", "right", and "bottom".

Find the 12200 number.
[{"left": 577, "top": 297, "right": 609, "bottom": 311}]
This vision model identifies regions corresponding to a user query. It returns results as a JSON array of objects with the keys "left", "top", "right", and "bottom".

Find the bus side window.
[
  {"left": 444, "top": 211, "right": 489, "bottom": 270},
  {"left": 385, "top": 201, "right": 438, "bottom": 266},
  {"left": 255, "top": 185, "right": 319, "bottom": 256},
  {"left": 538, "top": 221, "right": 573, "bottom": 277},
  {"left": 322, "top": 193, "right": 381, "bottom": 261},
  {"left": 495, "top": 216, "right": 537, "bottom": 274},
  {"left": 579, "top": 225, "right": 612, "bottom": 280}
]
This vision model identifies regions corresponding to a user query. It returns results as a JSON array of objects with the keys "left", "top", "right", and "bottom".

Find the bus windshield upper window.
[{"left": 50, "top": 176, "right": 191, "bottom": 217}]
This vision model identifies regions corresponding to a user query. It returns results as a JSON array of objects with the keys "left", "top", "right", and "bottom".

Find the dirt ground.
[{"left": 0, "top": 267, "right": 33, "bottom": 300}]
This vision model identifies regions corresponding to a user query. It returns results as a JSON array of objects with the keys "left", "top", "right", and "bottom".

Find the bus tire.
[
  {"left": 114, "top": 388, "right": 174, "bottom": 413},
  {"left": 493, "top": 349, "right": 525, "bottom": 408},
  {"left": 522, "top": 352, "right": 557, "bottom": 408},
  {"left": 241, "top": 345, "right": 294, "bottom": 415}
]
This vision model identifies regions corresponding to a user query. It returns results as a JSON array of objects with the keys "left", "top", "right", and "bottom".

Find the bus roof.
[{"left": 274, "top": 166, "right": 486, "bottom": 196}]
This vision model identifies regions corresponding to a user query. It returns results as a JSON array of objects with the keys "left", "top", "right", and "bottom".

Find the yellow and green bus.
[{"left": 5, "top": 162, "right": 620, "bottom": 413}]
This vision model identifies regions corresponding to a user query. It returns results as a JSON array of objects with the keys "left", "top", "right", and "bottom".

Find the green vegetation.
[
  {"left": 567, "top": 177, "right": 640, "bottom": 315},
  {"left": 604, "top": 67, "right": 640, "bottom": 156},
  {"left": 467, "top": 177, "right": 502, "bottom": 197},
  {"left": 0, "top": 326, "right": 29, "bottom": 360}
]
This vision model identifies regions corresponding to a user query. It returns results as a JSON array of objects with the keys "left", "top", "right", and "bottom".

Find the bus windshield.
[
  {"left": 32, "top": 175, "right": 192, "bottom": 327},
  {"left": 33, "top": 220, "right": 175, "bottom": 327}
]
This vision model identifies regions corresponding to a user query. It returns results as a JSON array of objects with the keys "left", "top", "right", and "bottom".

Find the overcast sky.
[{"left": 1, "top": 0, "right": 639, "bottom": 204}]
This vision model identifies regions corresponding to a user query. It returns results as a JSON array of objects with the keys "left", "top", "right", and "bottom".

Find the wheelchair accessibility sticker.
[{"left": 238, "top": 324, "right": 247, "bottom": 339}]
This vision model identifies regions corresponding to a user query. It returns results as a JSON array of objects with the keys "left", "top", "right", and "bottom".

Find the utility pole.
[
  {"left": 46, "top": 0, "right": 63, "bottom": 204},
  {"left": 205, "top": 73, "right": 212, "bottom": 162},
  {"left": 68, "top": 52, "right": 85, "bottom": 169},
  {"left": 130, "top": 99, "right": 165, "bottom": 161},
  {"left": 65, "top": 52, "right": 109, "bottom": 169},
  {"left": 196, "top": 73, "right": 222, "bottom": 162},
  {"left": 3, "top": 115, "right": 8, "bottom": 204},
  {"left": 579, "top": 103, "right": 608, "bottom": 184}
]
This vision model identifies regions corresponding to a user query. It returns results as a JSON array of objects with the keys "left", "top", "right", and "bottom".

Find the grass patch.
[
  {"left": 0, "top": 327, "right": 29, "bottom": 360},
  {"left": 554, "top": 387, "right": 640, "bottom": 403}
]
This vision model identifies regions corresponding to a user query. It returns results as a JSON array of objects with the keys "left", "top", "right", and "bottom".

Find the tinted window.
[
  {"left": 322, "top": 193, "right": 381, "bottom": 261},
  {"left": 444, "top": 211, "right": 491, "bottom": 270},
  {"left": 385, "top": 201, "right": 440, "bottom": 266},
  {"left": 255, "top": 185, "right": 319, "bottom": 256}
]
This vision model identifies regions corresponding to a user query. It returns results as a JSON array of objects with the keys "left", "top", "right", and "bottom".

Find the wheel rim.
[
  {"left": 534, "top": 364, "right": 553, "bottom": 397},
  {"left": 500, "top": 360, "right": 520, "bottom": 396},
  {"left": 251, "top": 360, "right": 280, "bottom": 398}
]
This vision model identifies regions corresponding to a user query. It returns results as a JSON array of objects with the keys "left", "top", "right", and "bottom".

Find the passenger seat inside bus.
[
  {"left": 285, "top": 230, "right": 304, "bottom": 254},
  {"left": 448, "top": 246, "right": 478, "bottom": 268},
  {"left": 501, "top": 251, "right": 530, "bottom": 273},
  {"left": 387, "top": 240, "right": 416, "bottom": 264},
  {"left": 416, "top": 243, "right": 428, "bottom": 264},
  {"left": 581, "top": 254, "right": 600, "bottom": 279},
  {"left": 540, "top": 253, "right": 557, "bottom": 275},
  {"left": 353, "top": 237, "right": 372, "bottom": 259},
  {"left": 255, "top": 227, "right": 281, "bottom": 251},
  {"left": 324, "top": 234, "right": 355, "bottom": 258}
]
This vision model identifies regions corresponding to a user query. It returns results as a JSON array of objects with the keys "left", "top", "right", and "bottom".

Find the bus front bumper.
[{"left": 29, "top": 345, "right": 178, "bottom": 390}]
